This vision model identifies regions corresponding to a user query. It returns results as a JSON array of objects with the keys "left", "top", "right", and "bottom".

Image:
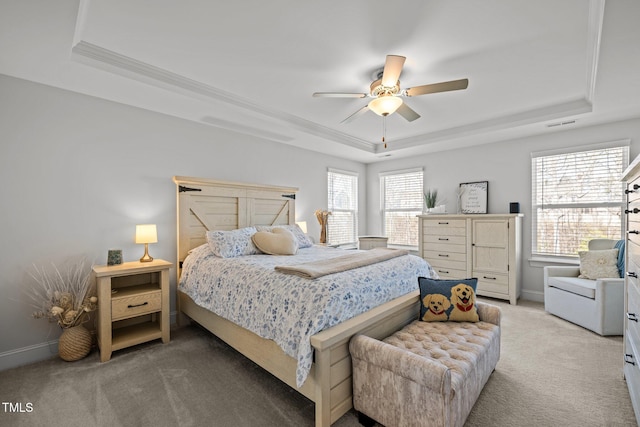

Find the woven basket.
[{"left": 58, "top": 325, "right": 92, "bottom": 361}]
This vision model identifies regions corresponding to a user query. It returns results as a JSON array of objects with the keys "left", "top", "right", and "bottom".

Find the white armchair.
[{"left": 543, "top": 239, "right": 624, "bottom": 336}]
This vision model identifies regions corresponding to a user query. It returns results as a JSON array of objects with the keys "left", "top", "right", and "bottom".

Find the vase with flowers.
[{"left": 27, "top": 258, "right": 98, "bottom": 361}]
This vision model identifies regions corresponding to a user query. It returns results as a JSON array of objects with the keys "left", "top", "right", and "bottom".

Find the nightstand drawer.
[{"left": 112, "top": 291, "right": 161, "bottom": 321}]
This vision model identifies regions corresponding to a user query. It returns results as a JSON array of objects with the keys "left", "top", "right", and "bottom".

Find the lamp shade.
[
  {"left": 296, "top": 221, "right": 308, "bottom": 234},
  {"left": 135, "top": 224, "right": 158, "bottom": 244},
  {"left": 368, "top": 95, "right": 403, "bottom": 116}
]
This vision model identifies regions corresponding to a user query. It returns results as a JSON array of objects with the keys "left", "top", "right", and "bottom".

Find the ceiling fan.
[{"left": 313, "top": 55, "right": 469, "bottom": 124}]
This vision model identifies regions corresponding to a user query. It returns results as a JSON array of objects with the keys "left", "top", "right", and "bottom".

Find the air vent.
[{"left": 546, "top": 120, "right": 576, "bottom": 128}]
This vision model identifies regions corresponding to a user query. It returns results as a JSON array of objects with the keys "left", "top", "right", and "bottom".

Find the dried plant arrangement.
[
  {"left": 26, "top": 258, "right": 98, "bottom": 329},
  {"left": 315, "top": 209, "right": 332, "bottom": 244}
]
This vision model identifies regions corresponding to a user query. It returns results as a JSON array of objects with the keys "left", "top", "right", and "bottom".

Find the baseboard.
[
  {"left": 0, "top": 340, "right": 59, "bottom": 372},
  {"left": 521, "top": 289, "right": 544, "bottom": 303},
  {"left": 1, "top": 311, "right": 180, "bottom": 372}
]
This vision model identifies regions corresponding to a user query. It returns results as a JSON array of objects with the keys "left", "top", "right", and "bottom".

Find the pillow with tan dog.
[
  {"left": 418, "top": 277, "right": 479, "bottom": 322},
  {"left": 252, "top": 227, "right": 298, "bottom": 255}
]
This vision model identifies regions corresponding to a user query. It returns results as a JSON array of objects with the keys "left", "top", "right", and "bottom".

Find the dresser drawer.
[
  {"left": 624, "top": 334, "right": 640, "bottom": 417},
  {"left": 425, "top": 256, "right": 467, "bottom": 272},
  {"left": 423, "top": 249, "right": 466, "bottom": 263},
  {"left": 422, "top": 234, "right": 466, "bottom": 245},
  {"left": 432, "top": 267, "right": 469, "bottom": 280},
  {"left": 423, "top": 218, "right": 466, "bottom": 228},
  {"left": 628, "top": 282, "right": 640, "bottom": 344},
  {"left": 475, "top": 272, "right": 509, "bottom": 295},
  {"left": 628, "top": 176, "right": 640, "bottom": 203},
  {"left": 112, "top": 290, "right": 161, "bottom": 321}
]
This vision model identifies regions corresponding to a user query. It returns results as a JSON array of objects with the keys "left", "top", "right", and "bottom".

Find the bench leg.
[{"left": 357, "top": 411, "right": 376, "bottom": 427}]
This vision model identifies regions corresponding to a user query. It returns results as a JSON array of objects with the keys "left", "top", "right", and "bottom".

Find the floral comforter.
[{"left": 179, "top": 244, "right": 436, "bottom": 387}]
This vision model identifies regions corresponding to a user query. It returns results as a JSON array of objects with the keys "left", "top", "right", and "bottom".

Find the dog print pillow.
[{"left": 418, "top": 277, "right": 480, "bottom": 322}]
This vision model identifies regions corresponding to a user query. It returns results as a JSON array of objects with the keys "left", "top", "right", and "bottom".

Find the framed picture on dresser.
[{"left": 459, "top": 181, "right": 488, "bottom": 214}]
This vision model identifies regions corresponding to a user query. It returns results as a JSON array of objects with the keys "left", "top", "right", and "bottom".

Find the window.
[
  {"left": 531, "top": 141, "right": 629, "bottom": 258},
  {"left": 380, "top": 168, "right": 424, "bottom": 248},
  {"left": 327, "top": 169, "right": 358, "bottom": 246}
]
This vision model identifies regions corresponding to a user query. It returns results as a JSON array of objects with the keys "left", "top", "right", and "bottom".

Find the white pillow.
[
  {"left": 206, "top": 227, "right": 259, "bottom": 258},
  {"left": 255, "top": 224, "right": 313, "bottom": 248},
  {"left": 252, "top": 228, "right": 298, "bottom": 255},
  {"left": 578, "top": 248, "right": 620, "bottom": 279}
]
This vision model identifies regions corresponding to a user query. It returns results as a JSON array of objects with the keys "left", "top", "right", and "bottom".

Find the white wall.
[
  {"left": 366, "top": 118, "right": 640, "bottom": 301},
  {"left": 0, "top": 74, "right": 365, "bottom": 369},
  {"left": 2, "top": 72, "right": 639, "bottom": 370}
]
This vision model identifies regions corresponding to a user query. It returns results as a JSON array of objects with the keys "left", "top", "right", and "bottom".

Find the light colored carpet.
[{"left": 0, "top": 298, "right": 636, "bottom": 426}]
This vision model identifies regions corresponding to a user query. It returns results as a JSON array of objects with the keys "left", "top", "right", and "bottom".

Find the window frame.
[
  {"left": 530, "top": 140, "right": 629, "bottom": 261},
  {"left": 327, "top": 168, "right": 359, "bottom": 247},
  {"left": 380, "top": 168, "right": 424, "bottom": 249}
]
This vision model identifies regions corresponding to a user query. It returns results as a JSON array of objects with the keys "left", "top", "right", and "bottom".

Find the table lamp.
[{"left": 135, "top": 224, "right": 157, "bottom": 262}]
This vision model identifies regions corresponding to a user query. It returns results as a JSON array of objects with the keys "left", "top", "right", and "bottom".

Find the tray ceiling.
[{"left": 2, "top": 0, "right": 640, "bottom": 162}]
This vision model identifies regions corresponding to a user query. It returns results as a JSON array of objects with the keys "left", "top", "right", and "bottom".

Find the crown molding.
[
  {"left": 378, "top": 98, "right": 593, "bottom": 154},
  {"left": 585, "top": 0, "right": 606, "bottom": 103},
  {"left": 71, "top": 40, "right": 375, "bottom": 153}
]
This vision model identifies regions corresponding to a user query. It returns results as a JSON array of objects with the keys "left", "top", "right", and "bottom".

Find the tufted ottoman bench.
[{"left": 349, "top": 301, "right": 501, "bottom": 427}]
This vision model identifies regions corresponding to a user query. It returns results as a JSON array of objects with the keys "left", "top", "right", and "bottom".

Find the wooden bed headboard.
[{"left": 172, "top": 176, "right": 298, "bottom": 271}]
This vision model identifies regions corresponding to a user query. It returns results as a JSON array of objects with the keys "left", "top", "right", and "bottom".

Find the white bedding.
[{"left": 179, "top": 244, "right": 437, "bottom": 387}]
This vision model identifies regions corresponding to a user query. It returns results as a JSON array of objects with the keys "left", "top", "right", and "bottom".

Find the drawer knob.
[
  {"left": 438, "top": 222, "right": 449, "bottom": 225},
  {"left": 127, "top": 302, "right": 149, "bottom": 309},
  {"left": 438, "top": 269, "right": 450, "bottom": 274},
  {"left": 628, "top": 313, "right": 639, "bottom": 322},
  {"left": 438, "top": 237, "right": 449, "bottom": 241},
  {"left": 438, "top": 254, "right": 449, "bottom": 257},
  {"left": 627, "top": 272, "right": 638, "bottom": 278},
  {"left": 483, "top": 276, "right": 497, "bottom": 280},
  {"left": 625, "top": 353, "right": 636, "bottom": 366},
  {"left": 625, "top": 208, "right": 640, "bottom": 214}
]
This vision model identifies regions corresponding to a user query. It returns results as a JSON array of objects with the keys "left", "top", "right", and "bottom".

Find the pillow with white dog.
[{"left": 418, "top": 277, "right": 480, "bottom": 322}]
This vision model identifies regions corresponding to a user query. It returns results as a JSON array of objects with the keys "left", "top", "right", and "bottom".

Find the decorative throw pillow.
[
  {"left": 252, "top": 228, "right": 298, "bottom": 255},
  {"left": 418, "top": 277, "right": 480, "bottom": 322},
  {"left": 206, "top": 227, "right": 259, "bottom": 258},
  {"left": 578, "top": 248, "right": 620, "bottom": 279},
  {"left": 256, "top": 224, "right": 313, "bottom": 248}
]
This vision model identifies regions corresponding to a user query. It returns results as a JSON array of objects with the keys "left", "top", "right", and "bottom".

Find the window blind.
[
  {"left": 380, "top": 169, "right": 423, "bottom": 247},
  {"left": 531, "top": 143, "right": 629, "bottom": 257},
  {"left": 327, "top": 169, "right": 358, "bottom": 246}
]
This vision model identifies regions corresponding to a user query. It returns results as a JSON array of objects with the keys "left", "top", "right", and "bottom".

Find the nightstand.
[
  {"left": 358, "top": 236, "right": 388, "bottom": 250},
  {"left": 93, "top": 259, "right": 172, "bottom": 362}
]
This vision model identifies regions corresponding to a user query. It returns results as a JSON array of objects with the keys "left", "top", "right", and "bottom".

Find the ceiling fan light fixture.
[{"left": 368, "top": 95, "right": 403, "bottom": 116}]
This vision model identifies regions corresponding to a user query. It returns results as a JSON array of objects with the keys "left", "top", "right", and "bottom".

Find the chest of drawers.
[{"left": 418, "top": 214, "right": 522, "bottom": 305}]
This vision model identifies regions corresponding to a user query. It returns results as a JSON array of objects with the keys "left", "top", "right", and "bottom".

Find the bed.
[{"left": 173, "top": 176, "right": 436, "bottom": 427}]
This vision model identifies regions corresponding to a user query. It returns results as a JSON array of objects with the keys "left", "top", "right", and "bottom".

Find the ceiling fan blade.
[
  {"left": 313, "top": 92, "right": 367, "bottom": 98},
  {"left": 405, "top": 78, "right": 469, "bottom": 97},
  {"left": 396, "top": 103, "right": 421, "bottom": 122},
  {"left": 341, "top": 105, "right": 370, "bottom": 124},
  {"left": 381, "top": 55, "right": 406, "bottom": 87}
]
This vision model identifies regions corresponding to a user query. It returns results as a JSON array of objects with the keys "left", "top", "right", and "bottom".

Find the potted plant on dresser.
[
  {"left": 424, "top": 189, "right": 446, "bottom": 214},
  {"left": 26, "top": 258, "right": 98, "bottom": 361}
]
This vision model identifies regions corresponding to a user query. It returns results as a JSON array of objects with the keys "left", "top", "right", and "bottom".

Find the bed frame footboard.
[{"left": 178, "top": 290, "right": 420, "bottom": 427}]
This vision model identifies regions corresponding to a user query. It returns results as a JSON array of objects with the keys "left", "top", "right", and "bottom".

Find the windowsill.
[{"left": 529, "top": 256, "right": 579, "bottom": 268}]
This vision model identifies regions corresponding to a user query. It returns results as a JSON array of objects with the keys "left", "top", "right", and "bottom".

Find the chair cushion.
[{"left": 546, "top": 276, "right": 596, "bottom": 299}]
